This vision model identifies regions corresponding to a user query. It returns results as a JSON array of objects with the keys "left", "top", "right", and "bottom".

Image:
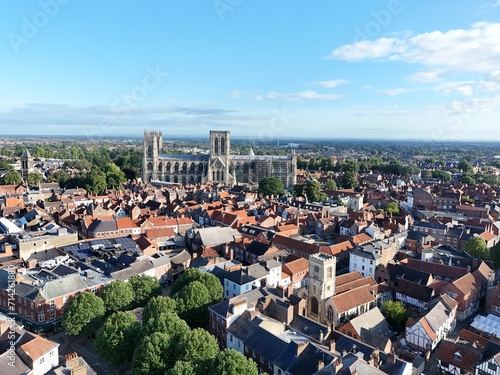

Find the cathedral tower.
[
  {"left": 143, "top": 130, "right": 163, "bottom": 182},
  {"left": 208, "top": 131, "right": 231, "bottom": 184},
  {"left": 21, "top": 149, "right": 34, "bottom": 179}
]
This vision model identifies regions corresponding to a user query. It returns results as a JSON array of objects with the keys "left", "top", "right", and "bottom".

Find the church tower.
[
  {"left": 143, "top": 130, "right": 163, "bottom": 182},
  {"left": 208, "top": 131, "right": 232, "bottom": 184},
  {"left": 21, "top": 149, "right": 34, "bottom": 179},
  {"left": 307, "top": 253, "right": 336, "bottom": 324}
]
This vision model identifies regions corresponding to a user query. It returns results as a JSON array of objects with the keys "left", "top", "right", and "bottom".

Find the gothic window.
[
  {"left": 158, "top": 162, "right": 163, "bottom": 172},
  {"left": 174, "top": 162, "right": 179, "bottom": 172},
  {"left": 165, "top": 176, "right": 170, "bottom": 182},
  {"left": 147, "top": 162, "right": 153, "bottom": 171},
  {"left": 147, "top": 145, "right": 153, "bottom": 157},
  {"left": 327, "top": 306, "right": 334, "bottom": 322},
  {"left": 190, "top": 163, "right": 195, "bottom": 173},
  {"left": 174, "top": 176, "right": 178, "bottom": 183},
  {"left": 214, "top": 137, "right": 219, "bottom": 154},
  {"left": 182, "top": 163, "right": 187, "bottom": 173},
  {"left": 182, "top": 176, "right": 186, "bottom": 185},
  {"left": 311, "top": 297, "right": 319, "bottom": 316},
  {"left": 166, "top": 162, "right": 171, "bottom": 172},
  {"left": 198, "top": 163, "right": 204, "bottom": 172},
  {"left": 216, "top": 170, "right": 220, "bottom": 181},
  {"left": 327, "top": 267, "right": 332, "bottom": 278},
  {"left": 314, "top": 266, "right": 320, "bottom": 274},
  {"left": 221, "top": 137, "right": 225, "bottom": 153}
]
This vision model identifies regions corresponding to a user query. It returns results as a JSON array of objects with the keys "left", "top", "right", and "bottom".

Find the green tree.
[
  {"left": 385, "top": 202, "right": 400, "bottom": 215},
  {"left": 304, "top": 180, "right": 327, "bottom": 202},
  {"left": 143, "top": 312, "right": 190, "bottom": 339},
  {"left": 101, "top": 280, "right": 135, "bottom": 313},
  {"left": 129, "top": 274, "right": 162, "bottom": 307},
  {"left": 464, "top": 237, "right": 488, "bottom": 259},
  {"left": 432, "top": 170, "right": 452, "bottom": 182},
  {"left": 490, "top": 242, "right": 500, "bottom": 270},
  {"left": 290, "top": 184, "right": 304, "bottom": 197},
  {"left": 171, "top": 268, "right": 223, "bottom": 303},
  {"left": 142, "top": 296, "right": 177, "bottom": 324},
  {"left": 0, "top": 160, "right": 12, "bottom": 169},
  {"left": 103, "top": 162, "right": 127, "bottom": 189},
  {"left": 166, "top": 361, "right": 196, "bottom": 375},
  {"left": 457, "top": 160, "right": 474, "bottom": 173},
  {"left": 63, "top": 292, "right": 105, "bottom": 336},
  {"left": 382, "top": 300, "right": 409, "bottom": 332},
  {"left": 175, "top": 281, "right": 211, "bottom": 328},
  {"left": 84, "top": 168, "right": 107, "bottom": 195},
  {"left": 342, "top": 170, "right": 358, "bottom": 189},
  {"left": 324, "top": 179, "right": 338, "bottom": 191},
  {"left": 208, "top": 349, "right": 259, "bottom": 375},
  {"left": 258, "top": 177, "right": 284, "bottom": 197},
  {"left": 27, "top": 172, "right": 44, "bottom": 185},
  {"left": 96, "top": 311, "right": 141, "bottom": 366},
  {"left": 461, "top": 175, "right": 476, "bottom": 186},
  {"left": 132, "top": 332, "right": 173, "bottom": 375},
  {"left": 176, "top": 328, "right": 219, "bottom": 373},
  {"left": 2, "top": 170, "right": 22, "bottom": 185}
]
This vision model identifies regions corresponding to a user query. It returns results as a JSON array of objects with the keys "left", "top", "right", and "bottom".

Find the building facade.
[{"left": 143, "top": 130, "right": 297, "bottom": 187}]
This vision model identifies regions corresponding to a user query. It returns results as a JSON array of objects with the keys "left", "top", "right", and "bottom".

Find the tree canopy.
[
  {"left": 304, "top": 180, "right": 327, "bottom": 202},
  {"left": 101, "top": 280, "right": 135, "bottom": 313},
  {"left": 464, "top": 237, "right": 488, "bottom": 259},
  {"left": 95, "top": 311, "right": 141, "bottom": 366},
  {"left": 258, "top": 177, "right": 284, "bottom": 197},
  {"left": 342, "top": 170, "right": 358, "bottom": 189},
  {"left": 132, "top": 332, "right": 173, "bottom": 375},
  {"left": 63, "top": 292, "right": 105, "bottom": 336},
  {"left": 1, "top": 170, "right": 22, "bottom": 185},
  {"left": 142, "top": 296, "right": 177, "bottom": 324},
  {"left": 208, "top": 349, "right": 259, "bottom": 375},
  {"left": 324, "top": 179, "right": 338, "bottom": 191},
  {"left": 382, "top": 300, "right": 409, "bottom": 332},
  {"left": 385, "top": 202, "right": 400, "bottom": 215},
  {"left": 129, "top": 274, "right": 162, "bottom": 307}
]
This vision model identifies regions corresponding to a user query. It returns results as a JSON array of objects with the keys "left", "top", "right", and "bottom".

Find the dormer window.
[{"left": 454, "top": 351, "right": 462, "bottom": 360}]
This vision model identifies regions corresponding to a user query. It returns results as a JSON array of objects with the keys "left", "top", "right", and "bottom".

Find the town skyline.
[{"left": 2, "top": 1, "right": 500, "bottom": 140}]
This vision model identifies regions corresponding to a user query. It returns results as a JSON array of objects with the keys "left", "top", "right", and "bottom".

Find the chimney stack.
[{"left": 329, "top": 339, "right": 336, "bottom": 353}]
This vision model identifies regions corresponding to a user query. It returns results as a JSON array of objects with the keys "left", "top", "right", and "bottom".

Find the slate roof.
[
  {"left": 289, "top": 315, "right": 329, "bottom": 342},
  {"left": 246, "top": 241, "right": 271, "bottom": 256},
  {"left": 389, "top": 264, "right": 432, "bottom": 285},
  {"left": 195, "top": 226, "right": 240, "bottom": 246},
  {"left": 403, "top": 258, "right": 468, "bottom": 280},
  {"left": 244, "top": 326, "right": 290, "bottom": 362},
  {"left": 395, "top": 279, "right": 434, "bottom": 302},
  {"left": 286, "top": 342, "right": 337, "bottom": 375},
  {"left": 87, "top": 218, "right": 117, "bottom": 233}
]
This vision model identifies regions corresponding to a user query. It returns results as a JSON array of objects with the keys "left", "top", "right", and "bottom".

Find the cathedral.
[{"left": 142, "top": 130, "right": 297, "bottom": 187}]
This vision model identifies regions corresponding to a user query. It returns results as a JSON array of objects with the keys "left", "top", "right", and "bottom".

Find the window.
[
  {"left": 40, "top": 357, "right": 44, "bottom": 364},
  {"left": 488, "top": 362, "right": 498, "bottom": 371},
  {"left": 252, "top": 350, "right": 257, "bottom": 358},
  {"left": 370, "top": 260, "right": 373, "bottom": 265},
  {"left": 454, "top": 352, "right": 462, "bottom": 360},
  {"left": 38, "top": 314, "right": 45, "bottom": 322},
  {"left": 446, "top": 291, "right": 457, "bottom": 299},
  {"left": 50, "top": 311, "right": 56, "bottom": 319}
]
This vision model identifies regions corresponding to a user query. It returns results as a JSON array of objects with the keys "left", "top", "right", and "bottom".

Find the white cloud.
[
  {"left": 255, "top": 90, "right": 342, "bottom": 101},
  {"left": 494, "top": 0, "right": 500, "bottom": 6},
  {"left": 361, "top": 85, "right": 373, "bottom": 89},
  {"left": 407, "top": 70, "right": 444, "bottom": 83},
  {"left": 434, "top": 75, "right": 500, "bottom": 96},
  {"left": 328, "top": 22, "right": 500, "bottom": 74},
  {"left": 308, "top": 79, "right": 349, "bottom": 88},
  {"left": 376, "top": 88, "right": 413, "bottom": 96}
]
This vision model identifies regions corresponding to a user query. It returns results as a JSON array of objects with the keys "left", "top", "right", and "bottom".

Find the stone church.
[{"left": 142, "top": 130, "right": 297, "bottom": 187}]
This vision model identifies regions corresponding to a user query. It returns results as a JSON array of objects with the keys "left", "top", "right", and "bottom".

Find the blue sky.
[{"left": 1, "top": 0, "right": 500, "bottom": 140}]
